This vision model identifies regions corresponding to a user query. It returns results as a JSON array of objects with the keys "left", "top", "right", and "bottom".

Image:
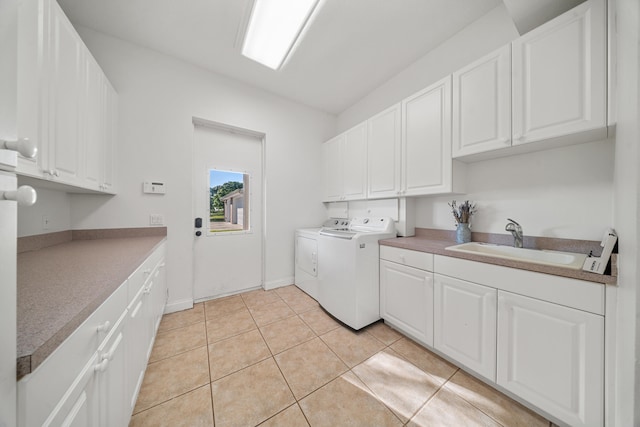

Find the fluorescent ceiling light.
[{"left": 242, "top": 0, "right": 320, "bottom": 70}]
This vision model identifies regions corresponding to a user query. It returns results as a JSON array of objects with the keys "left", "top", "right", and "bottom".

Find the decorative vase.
[{"left": 455, "top": 222, "right": 471, "bottom": 244}]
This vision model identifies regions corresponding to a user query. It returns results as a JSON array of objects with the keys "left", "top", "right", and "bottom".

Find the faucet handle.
[{"left": 506, "top": 218, "right": 521, "bottom": 226}]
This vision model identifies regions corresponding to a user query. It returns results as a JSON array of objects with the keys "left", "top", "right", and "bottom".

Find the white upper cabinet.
[
  {"left": 102, "top": 81, "right": 117, "bottom": 193},
  {"left": 321, "top": 135, "right": 343, "bottom": 202},
  {"left": 82, "top": 54, "right": 104, "bottom": 191},
  {"left": 512, "top": 0, "right": 606, "bottom": 145},
  {"left": 16, "top": 0, "right": 117, "bottom": 193},
  {"left": 47, "top": 0, "right": 83, "bottom": 183},
  {"left": 402, "top": 76, "right": 463, "bottom": 196},
  {"left": 342, "top": 123, "right": 367, "bottom": 200},
  {"left": 452, "top": 45, "right": 512, "bottom": 158},
  {"left": 367, "top": 103, "right": 401, "bottom": 199},
  {"left": 322, "top": 123, "right": 367, "bottom": 202}
]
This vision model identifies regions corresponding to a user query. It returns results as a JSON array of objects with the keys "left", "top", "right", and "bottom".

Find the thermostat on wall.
[{"left": 143, "top": 181, "right": 166, "bottom": 194}]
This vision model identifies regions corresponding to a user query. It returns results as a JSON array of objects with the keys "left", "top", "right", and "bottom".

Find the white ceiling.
[{"left": 58, "top": 0, "right": 502, "bottom": 115}]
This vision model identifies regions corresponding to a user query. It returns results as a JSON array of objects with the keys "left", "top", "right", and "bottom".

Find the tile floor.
[{"left": 129, "top": 285, "right": 552, "bottom": 427}]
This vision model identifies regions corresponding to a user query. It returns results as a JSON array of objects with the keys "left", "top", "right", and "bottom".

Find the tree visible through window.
[{"left": 209, "top": 169, "right": 249, "bottom": 233}]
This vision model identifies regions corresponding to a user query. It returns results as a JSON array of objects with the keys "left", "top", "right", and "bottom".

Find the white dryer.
[
  {"left": 295, "top": 218, "right": 349, "bottom": 300},
  {"left": 317, "top": 217, "right": 396, "bottom": 330}
]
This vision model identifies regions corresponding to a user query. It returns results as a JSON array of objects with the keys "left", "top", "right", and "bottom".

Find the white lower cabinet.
[
  {"left": 43, "top": 353, "right": 100, "bottom": 427},
  {"left": 380, "top": 260, "right": 434, "bottom": 346},
  {"left": 433, "top": 274, "right": 497, "bottom": 381},
  {"left": 18, "top": 241, "right": 166, "bottom": 427},
  {"left": 497, "top": 291, "right": 604, "bottom": 427}
]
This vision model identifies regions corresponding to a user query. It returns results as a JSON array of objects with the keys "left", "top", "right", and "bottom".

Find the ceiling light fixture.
[{"left": 241, "top": 0, "right": 320, "bottom": 70}]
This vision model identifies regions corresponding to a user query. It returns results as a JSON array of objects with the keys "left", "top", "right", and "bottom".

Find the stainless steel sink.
[{"left": 445, "top": 242, "right": 588, "bottom": 270}]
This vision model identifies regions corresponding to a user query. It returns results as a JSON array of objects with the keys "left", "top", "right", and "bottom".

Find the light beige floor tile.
[
  {"left": 134, "top": 346, "right": 210, "bottom": 414},
  {"left": 281, "top": 293, "right": 319, "bottom": 314},
  {"left": 211, "top": 358, "right": 295, "bottom": 427},
  {"left": 445, "top": 370, "right": 549, "bottom": 427},
  {"left": 241, "top": 288, "right": 282, "bottom": 308},
  {"left": 249, "top": 299, "right": 296, "bottom": 327},
  {"left": 259, "top": 404, "right": 309, "bottom": 427},
  {"left": 129, "top": 385, "right": 213, "bottom": 427},
  {"left": 206, "top": 307, "right": 256, "bottom": 343},
  {"left": 149, "top": 321, "right": 207, "bottom": 363},
  {"left": 298, "top": 308, "right": 341, "bottom": 335},
  {"left": 260, "top": 316, "right": 316, "bottom": 354},
  {"left": 390, "top": 338, "right": 458, "bottom": 384},
  {"left": 208, "top": 329, "right": 271, "bottom": 381},
  {"left": 274, "top": 285, "right": 305, "bottom": 298},
  {"left": 408, "top": 387, "right": 501, "bottom": 427},
  {"left": 366, "top": 321, "right": 403, "bottom": 345},
  {"left": 275, "top": 337, "right": 348, "bottom": 399},
  {"left": 158, "top": 303, "right": 204, "bottom": 333},
  {"left": 204, "top": 295, "right": 246, "bottom": 320},
  {"left": 299, "top": 371, "right": 402, "bottom": 427},
  {"left": 320, "top": 327, "right": 385, "bottom": 368},
  {"left": 352, "top": 348, "right": 441, "bottom": 423}
]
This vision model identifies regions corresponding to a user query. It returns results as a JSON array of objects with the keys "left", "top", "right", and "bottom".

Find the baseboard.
[
  {"left": 164, "top": 298, "right": 194, "bottom": 314},
  {"left": 264, "top": 276, "right": 294, "bottom": 290}
]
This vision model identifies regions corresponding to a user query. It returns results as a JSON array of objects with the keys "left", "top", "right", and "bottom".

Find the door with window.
[{"left": 192, "top": 122, "right": 263, "bottom": 301}]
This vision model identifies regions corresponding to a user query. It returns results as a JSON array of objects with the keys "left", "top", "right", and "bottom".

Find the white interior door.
[{"left": 192, "top": 123, "right": 263, "bottom": 301}]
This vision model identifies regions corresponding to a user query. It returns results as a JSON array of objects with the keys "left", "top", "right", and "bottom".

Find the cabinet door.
[
  {"left": 497, "top": 291, "right": 603, "bottom": 427},
  {"left": 82, "top": 55, "right": 104, "bottom": 191},
  {"left": 321, "top": 135, "right": 343, "bottom": 202},
  {"left": 43, "top": 353, "right": 100, "bottom": 427},
  {"left": 453, "top": 45, "right": 511, "bottom": 157},
  {"left": 402, "top": 76, "right": 452, "bottom": 196},
  {"left": 342, "top": 123, "right": 367, "bottom": 201},
  {"left": 97, "top": 311, "right": 127, "bottom": 427},
  {"left": 125, "top": 287, "right": 147, "bottom": 414},
  {"left": 434, "top": 274, "right": 496, "bottom": 381},
  {"left": 380, "top": 260, "right": 433, "bottom": 346},
  {"left": 102, "top": 82, "right": 117, "bottom": 193},
  {"left": 16, "top": 0, "right": 48, "bottom": 177},
  {"left": 48, "top": 0, "right": 83, "bottom": 183},
  {"left": 512, "top": 0, "right": 606, "bottom": 145},
  {"left": 367, "top": 104, "right": 401, "bottom": 199}
]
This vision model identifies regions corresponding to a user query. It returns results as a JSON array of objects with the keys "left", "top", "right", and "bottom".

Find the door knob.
[{"left": 1, "top": 185, "right": 37, "bottom": 206}]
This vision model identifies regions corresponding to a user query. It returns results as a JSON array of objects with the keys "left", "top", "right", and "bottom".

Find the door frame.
[{"left": 192, "top": 116, "right": 266, "bottom": 294}]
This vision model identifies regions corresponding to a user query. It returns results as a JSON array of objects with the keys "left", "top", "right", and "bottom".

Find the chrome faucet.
[{"left": 505, "top": 218, "right": 523, "bottom": 248}]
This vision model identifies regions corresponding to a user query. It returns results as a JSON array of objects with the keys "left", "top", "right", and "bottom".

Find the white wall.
[
  {"left": 17, "top": 186, "right": 71, "bottom": 237},
  {"left": 337, "top": 4, "right": 520, "bottom": 133},
  {"left": 68, "top": 28, "right": 336, "bottom": 310},
  {"left": 415, "top": 140, "right": 614, "bottom": 240}
]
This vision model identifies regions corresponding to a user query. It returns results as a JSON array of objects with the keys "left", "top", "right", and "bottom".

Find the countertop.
[
  {"left": 381, "top": 229, "right": 617, "bottom": 285},
  {"left": 17, "top": 229, "right": 167, "bottom": 377}
]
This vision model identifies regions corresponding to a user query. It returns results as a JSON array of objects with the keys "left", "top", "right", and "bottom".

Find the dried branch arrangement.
[{"left": 449, "top": 200, "right": 476, "bottom": 224}]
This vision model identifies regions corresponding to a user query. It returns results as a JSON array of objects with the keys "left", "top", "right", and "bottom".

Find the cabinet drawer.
[
  {"left": 17, "top": 280, "right": 127, "bottom": 427},
  {"left": 127, "top": 242, "right": 165, "bottom": 300},
  {"left": 380, "top": 245, "right": 433, "bottom": 271}
]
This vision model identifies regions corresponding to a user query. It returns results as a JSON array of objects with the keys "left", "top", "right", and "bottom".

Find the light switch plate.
[{"left": 149, "top": 214, "right": 164, "bottom": 226}]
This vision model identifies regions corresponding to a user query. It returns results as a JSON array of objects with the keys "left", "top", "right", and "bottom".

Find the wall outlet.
[
  {"left": 42, "top": 215, "right": 50, "bottom": 230},
  {"left": 149, "top": 214, "right": 164, "bottom": 226}
]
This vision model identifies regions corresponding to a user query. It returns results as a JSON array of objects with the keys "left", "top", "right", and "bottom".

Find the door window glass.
[{"left": 209, "top": 169, "right": 249, "bottom": 233}]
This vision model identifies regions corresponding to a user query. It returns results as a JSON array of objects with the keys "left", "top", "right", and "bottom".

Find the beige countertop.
[
  {"left": 17, "top": 229, "right": 166, "bottom": 377},
  {"left": 381, "top": 232, "right": 617, "bottom": 285}
]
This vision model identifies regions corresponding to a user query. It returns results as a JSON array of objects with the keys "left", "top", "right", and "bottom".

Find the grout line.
[{"left": 201, "top": 298, "right": 216, "bottom": 426}]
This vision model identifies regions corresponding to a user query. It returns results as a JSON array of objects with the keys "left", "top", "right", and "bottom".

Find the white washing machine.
[
  {"left": 318, "top": 217, "right": 396, "bottom": 330},
  {"left": 295, "top": 218, "right": 349, "bottom": 300}
]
